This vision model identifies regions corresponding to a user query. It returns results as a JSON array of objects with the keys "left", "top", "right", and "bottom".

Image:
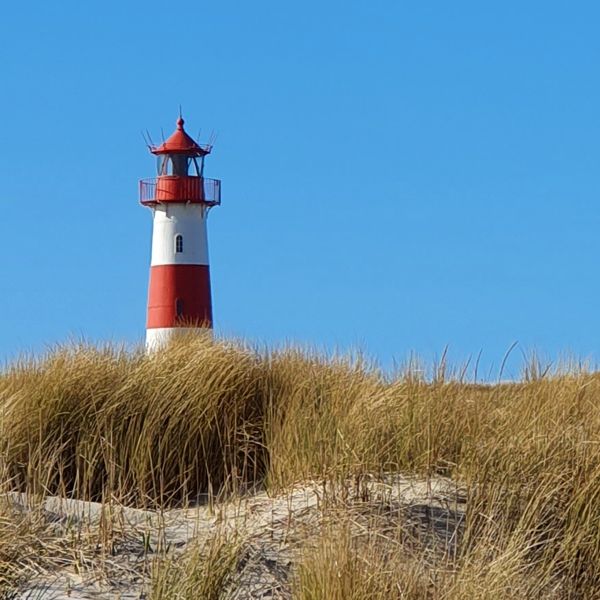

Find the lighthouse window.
[
  {"left": 175, "top": 235, "right": 183, "bottom": 253},
  {"left": 157, "top": 155, "right": 189, "bottom": 176},
  {"left": 171, "top": 154, "right": 188, "bottom": 176},
  {"left": 157, "top": 155, "right": 167, "bottom": 175},
  {"left": 189, "top": 156, "right": 204, "bottom": 176},
  {"left": 176, "top": 298, "right": 184, "bottom": 318}
]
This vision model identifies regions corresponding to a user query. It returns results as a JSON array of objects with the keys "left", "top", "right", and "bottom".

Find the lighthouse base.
[{"left": 146, "top": 327, "right": 212, "bottom": 352}]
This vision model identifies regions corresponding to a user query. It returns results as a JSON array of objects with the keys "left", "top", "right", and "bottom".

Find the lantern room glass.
[{"left": 157, "top": 155, "right": 204, "bottom": 177}]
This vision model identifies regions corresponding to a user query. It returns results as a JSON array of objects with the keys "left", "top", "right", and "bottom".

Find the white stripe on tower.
[{"left": 150, "top": 204, "right": 209, "bottom": 267}]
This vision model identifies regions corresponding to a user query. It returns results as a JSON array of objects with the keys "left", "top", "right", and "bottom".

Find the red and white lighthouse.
[{"left": 140, "top": 116, "right": 221, "bottom": 350}]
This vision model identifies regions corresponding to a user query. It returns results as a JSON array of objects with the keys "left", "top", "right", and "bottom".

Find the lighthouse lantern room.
[{"left": 140, "top": 116, "right": 221, "bottom": 350}]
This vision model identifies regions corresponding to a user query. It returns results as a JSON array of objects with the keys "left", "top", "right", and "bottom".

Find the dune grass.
[
  {"left": 1, "top": 336, "right": 600, "bottom": 597},
  {"left": 150, "top": 528, "right": 245, "bottom": 600}
]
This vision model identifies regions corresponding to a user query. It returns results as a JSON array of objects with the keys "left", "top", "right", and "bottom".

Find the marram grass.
[{"left": 1, "top": 336, "right": 600, "bottom": 597}]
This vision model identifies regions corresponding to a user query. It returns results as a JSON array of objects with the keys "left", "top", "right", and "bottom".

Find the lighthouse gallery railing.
[{"left": 139, "top": 177, "right": 221, "bottom": 206}]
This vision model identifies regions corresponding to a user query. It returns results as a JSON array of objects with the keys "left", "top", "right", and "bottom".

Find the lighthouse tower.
[{"left": 140, "top": 116, "right": 221, "bottom": 350}]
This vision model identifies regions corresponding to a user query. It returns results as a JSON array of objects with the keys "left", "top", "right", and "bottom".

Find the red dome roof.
[{"left": 150, "top": 117, "right": 211, "bottom": 156}]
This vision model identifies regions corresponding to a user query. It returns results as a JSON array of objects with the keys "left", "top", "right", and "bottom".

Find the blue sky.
[{"left": 1, "top": 1, "right": 599, "bottom": 377}]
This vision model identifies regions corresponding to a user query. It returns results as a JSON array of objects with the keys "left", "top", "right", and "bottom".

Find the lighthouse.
[{"left": 140, "top": 116, "right": 221, "bottom": 350}]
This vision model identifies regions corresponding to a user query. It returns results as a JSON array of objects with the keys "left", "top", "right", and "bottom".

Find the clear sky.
[{"left": 1, "top": 1, "right": 599, "bottom": 378}]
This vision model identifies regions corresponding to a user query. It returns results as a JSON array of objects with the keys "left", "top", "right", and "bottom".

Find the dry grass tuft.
[
  {"left": 294, "top": 518, "right": 433, "bottom": 600},
  {"left": 150, "top": 528, "right": 245, "bottom": 600}
]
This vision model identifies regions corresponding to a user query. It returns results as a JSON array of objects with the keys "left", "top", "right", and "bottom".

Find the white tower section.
[{"left": 150, "top": 204, "right": 209, "bottom": 267}]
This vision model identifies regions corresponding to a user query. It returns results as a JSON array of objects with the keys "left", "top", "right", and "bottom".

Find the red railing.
[{"left": 139, "top": 177, "right": 221, "bottom": 206}]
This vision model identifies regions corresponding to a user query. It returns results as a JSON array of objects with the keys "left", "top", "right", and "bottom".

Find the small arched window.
[
  {"left": 175, "top": 234, "right": 183, "bottom": 253},
  {"left": 176, "top": 298, "right": 184, "bottom": 318}
]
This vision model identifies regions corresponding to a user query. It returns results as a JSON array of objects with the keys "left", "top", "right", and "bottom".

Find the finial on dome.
[{"left": 176, "top": 116, "right": 185, "bottom": 130}]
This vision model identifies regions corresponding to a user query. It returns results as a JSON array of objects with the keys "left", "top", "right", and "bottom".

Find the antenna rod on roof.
[
  {"left": 160, "top": 128, "right": 165, "bottom": 143},
  {"left": 179, "top": 104, "right": 183, "bottom": 119},
  {"left": 145, "top": 129, "right": 156, "bottom": 148}
]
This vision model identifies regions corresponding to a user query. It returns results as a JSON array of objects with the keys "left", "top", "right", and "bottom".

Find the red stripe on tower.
[
  {"left": 139, "top": 115, "right": 221, "bottom": 350},
  {"left": 146, "top": 264, "right": 212, "bottom": 328}
]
